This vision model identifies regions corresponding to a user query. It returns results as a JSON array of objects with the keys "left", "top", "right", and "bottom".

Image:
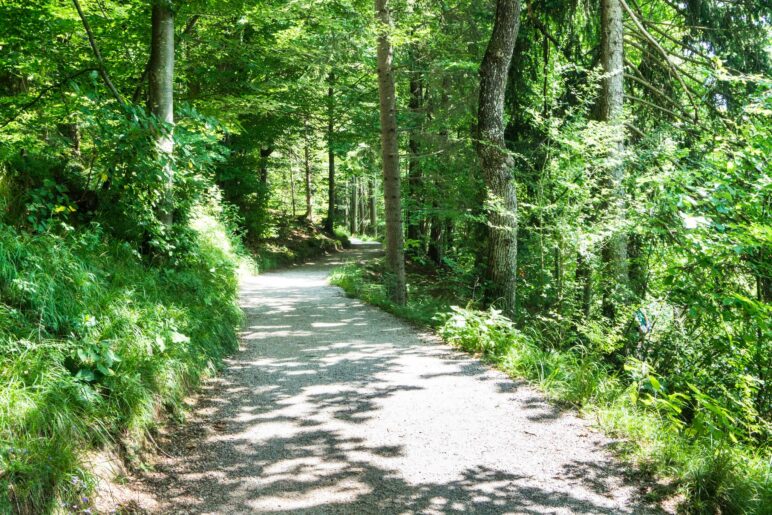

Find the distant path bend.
[{"left": 138, "top": 241, "right": 661, "bottom": 514}]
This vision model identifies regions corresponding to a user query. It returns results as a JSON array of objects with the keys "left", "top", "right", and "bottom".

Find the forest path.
[{"left": 137, "top": 241, "right": 661, "bottom": 514}]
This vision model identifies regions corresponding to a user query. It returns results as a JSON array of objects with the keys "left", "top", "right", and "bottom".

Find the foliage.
[{"left": 0, "top": 211, "right": 242, "bottom": 513}]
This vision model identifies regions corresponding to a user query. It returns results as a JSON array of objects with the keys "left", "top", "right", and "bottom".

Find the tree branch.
[
  {"left": 0, "top": 68, "right": 96, "bottom": 129},
  {"left": 619, "top": 0, "right": 698, "bottom": 122},
  {"left": 71, "top": 0, "right": 125, "bottom": 106}
]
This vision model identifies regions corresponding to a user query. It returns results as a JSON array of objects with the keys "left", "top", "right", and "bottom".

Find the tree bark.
[
  {"left": 369, "top": 177, "right": 378, "bottom": 236},
  {"left": 428, "top": 215, "right": 445, "bottom": 266},
  {"left": 406, "top": 60, "right": 424, "bottom": 243},
  {"left": 148, "top": 0, "right": 175, "bottom": 228},
  {"left": 325, "top": 73, "right": 336, "bottom": 233},
  {"left": 375, "top": 0, "right": 407, "bottom": 305},
  {"left": 304, "top": 122, "right": 313, "bottom": 221},
  {"left": 258, "top": 147, "right": 273, "bottom": 186},
  {"left": 476, "top": 0, "right": 521, "bottom": 318},
  {"left": 600, "top": 0, "right": 629, "bottom": 319},
  {"left": 349, "top": 178, "right": 359, "bottom": 235}
]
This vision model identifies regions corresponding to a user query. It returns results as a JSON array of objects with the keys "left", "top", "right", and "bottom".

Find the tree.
[
  {"left": 476, "top": 0, "right": 521, "bottom": 318},
  {"left": 599, "top": 0, "right": 629, "bottom": 319},
  {"left": 375, "top": 0, "right": 407, "bottom": 305},
  {"left": 149, "top": 0, "right": 175, "bottom": 228},
  {"left": 326, "top": 72, "right": 336, "bottom": 232}
]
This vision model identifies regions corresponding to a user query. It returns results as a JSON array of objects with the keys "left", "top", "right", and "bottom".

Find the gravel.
[{"left": 119, "top": 242, "right": 664, "bottom": 514}]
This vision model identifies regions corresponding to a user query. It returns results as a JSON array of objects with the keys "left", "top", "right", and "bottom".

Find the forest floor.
[{"left": 102, "top": 241, "right": 667, "bottom": 514}]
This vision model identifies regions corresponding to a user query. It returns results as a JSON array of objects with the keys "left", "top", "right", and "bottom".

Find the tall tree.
[
  {"left": 325, "top": 72, "right": 336, "bottom": 233},
  {"left": 304, "top": 121, "right": 314, "bottom": 221},
  {"left": 476, "top": 0, "right": 521, "bottom": 317},
  {"left": 406, "top": 51, "right": 424, "bottom": 243},
  {"left": 375, "top": 0, "right": 407, "bottom": 305},
  {"left": 148, "top": 0, "right": 175, "bottom": 228},
  {"left": 600, "top": 0, "right": 628, "bottom": 319}
]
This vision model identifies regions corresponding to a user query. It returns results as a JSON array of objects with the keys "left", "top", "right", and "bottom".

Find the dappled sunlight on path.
[{"left": 142, "top": 243, "right": 661, "bottom": 514}]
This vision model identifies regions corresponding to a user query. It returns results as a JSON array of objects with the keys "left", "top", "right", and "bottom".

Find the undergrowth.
[
  {"left": 0, "top": 209, "right": 244, "bottom": 514},
  {"left": 250, "top": 217, "right": 349, "bottom": 273},
  {"left": 330, "top": 262, "right": 771, "bottom": 514}
]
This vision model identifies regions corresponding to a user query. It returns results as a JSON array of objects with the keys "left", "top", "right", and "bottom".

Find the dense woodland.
[{"left": 0, "top": 0, "right": 769, "bottom": 513}]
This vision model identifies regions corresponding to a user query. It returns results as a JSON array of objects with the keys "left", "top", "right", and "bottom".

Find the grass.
[
  {"left": 330, "top": 261, "right": 771, "bottom": 514},
  {"left": 0, "top": 209, "right": 244, "bottom": 513}
]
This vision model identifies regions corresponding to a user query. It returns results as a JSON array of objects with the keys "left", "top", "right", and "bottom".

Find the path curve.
[{"left": 137, "top": 242, "right": 660, "bottom": 514}]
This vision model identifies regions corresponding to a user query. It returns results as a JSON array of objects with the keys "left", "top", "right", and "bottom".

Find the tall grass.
[{"left": 0, "top": 212, "right": 243, "bottom": 513}]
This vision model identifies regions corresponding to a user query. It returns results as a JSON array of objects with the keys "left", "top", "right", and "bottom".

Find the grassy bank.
[
  {"left": 330, "top": 260, "right": 771, "bottom": 514},
  {"left": 0, "top": 211, "right": 244, "bottom": 513},
  {"left": 249, "top": 218, "right": 349, "bottom": 273}
]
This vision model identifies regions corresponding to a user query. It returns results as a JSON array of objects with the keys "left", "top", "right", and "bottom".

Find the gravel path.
[{"left": 135, "top": 242, "right": 661, "bottom": 514}]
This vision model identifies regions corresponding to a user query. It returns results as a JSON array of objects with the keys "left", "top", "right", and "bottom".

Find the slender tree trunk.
[
  {"left": 375, "top": 0, "right": 407, "bottom": 305},
  {"left": 406, "top": 59, "right": 424, "bottom": 243},
  {"left": 369, "top": 177, "right": 377, "bottom": 236},
  {"left": 290, "top": 163, "right": 297, "bottom": 218},
  {"left": 149, "top": 0, "right": 175, "bottom": 228},
  {"left": 576, "top": 253, "right": 592, "bottom": 318},
  {"left": 349, "top": 178, "right": 358, "bottom": 234},
  {"left": 600, "top": 0, "right": 629, "bottom": 319},
  {"left": 476, "top": 0, "right": 521, "bottom": 318},
  {"left": 325, "top": 73, "right": 336, "bottom": 233},
  {"left": 304, "top": 122, "right": 313, "bottom": 221}
]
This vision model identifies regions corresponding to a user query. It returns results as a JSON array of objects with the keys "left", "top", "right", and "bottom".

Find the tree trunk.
[
  {"left": 304, "top": 123, "right": 313, "bottom": 221},
  {"left": 476, "top": 0, "right": 521, "bottom": 318},
  {"left": 290, "top": 163, "right": 297, "bottom": 218},
  {"left": 369, "top": 177, "right": 377, "bottom": 236},
  {"left": 600, "top": 0, "right": 629, "bottom": 320},
  {"left": 428, "top": 215, "right": 445, "bottom": 266},
  {"left": 375, "top": 0, "right": 407, "bottom": 305},
  {"left": 349, "top": 178, "right": 358, "bottom": 234},
  {"left": 576, "top": 253, "right": 592, "bottom": 318},
  {"left": 149, "top": 0, "right": 175, "bottom": 228},
  {"left": 258, "top": 147, "right": 273, "bottom": 186},
  {"left": 407, "top": 60, "right": 424, "bottom": 243},
  {"left": 325, "top": 73, "right": 336, "bottom": 233}
]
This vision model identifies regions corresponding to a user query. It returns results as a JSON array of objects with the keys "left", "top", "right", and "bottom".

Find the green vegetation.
[
  {"left": 1, "top": 0, "right": 769, "bottom": 512},
  {"left": 0, "top": 209, "right": 243, "bottom": 513},
  {"left": 332, "top": 262, "right": 771, "bottom": 513}
]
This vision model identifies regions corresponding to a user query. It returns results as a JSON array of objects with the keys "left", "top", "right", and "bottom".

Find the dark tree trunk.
[
  {"left": 428, "top": 215, "right": 445, "bottom": 266},
  {"left": 258, "top": 147, "right": 273, "bottom": 186},
  {"left": 148, "top": 0, "right": 175, "bottom": 228},
  {"left": 476, "top": 0, "right": 521, "bottom": 318},
  {"left": 375, "top": 0, "right": 407, "bottom": 305},
  {"left": 576, "top": 253, "right": 592, "bottom": 318}
]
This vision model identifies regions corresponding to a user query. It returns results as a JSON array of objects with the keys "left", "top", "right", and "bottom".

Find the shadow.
[{"left": 138, "top": 242, "right": 664, "bottom": 514}]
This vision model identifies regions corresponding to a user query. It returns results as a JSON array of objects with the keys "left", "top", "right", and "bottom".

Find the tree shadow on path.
[{"left": 140, "top": 245, "right": 664, "bottom": 514}]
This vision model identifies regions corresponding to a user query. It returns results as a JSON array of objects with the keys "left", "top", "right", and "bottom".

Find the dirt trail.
[{"left": 119, "top": 242, "right": 662, "bottom": 514}]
